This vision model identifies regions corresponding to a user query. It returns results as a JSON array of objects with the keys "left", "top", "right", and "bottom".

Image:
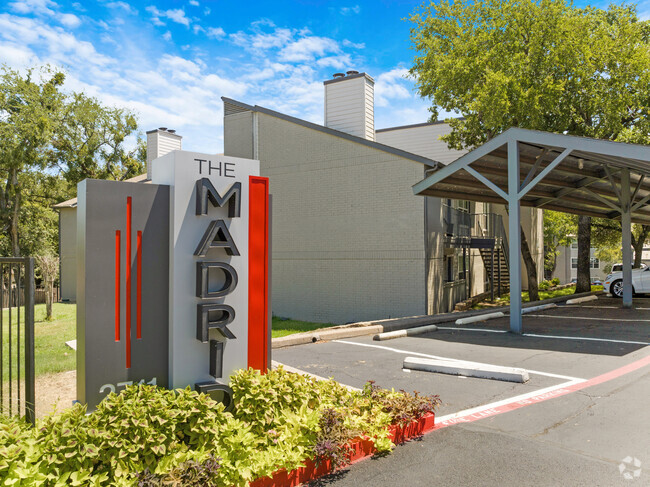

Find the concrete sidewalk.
[{"left": 272, "top": 290, "right": 602, "bottom": 349}]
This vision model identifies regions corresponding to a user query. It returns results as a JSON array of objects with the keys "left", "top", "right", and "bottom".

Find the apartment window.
[
  {"left": 445, "top": 256, "right": 454, "bottom": 283},
  {"left": 571, "top": 242, "right": 578, "bottom": 249},
  {"left": 457, "top": 253, "right": 467, "bottom": 280},
  {"left": 457, "top": 200, "right": 470, "bottom": 212},
  {"left": 572, "top": 258, "right": 599, "bottom": 269}
]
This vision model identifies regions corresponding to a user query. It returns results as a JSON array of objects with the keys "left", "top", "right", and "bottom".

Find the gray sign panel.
[{"left": 77, "top": 179, "right": 170, "bottom": 410}]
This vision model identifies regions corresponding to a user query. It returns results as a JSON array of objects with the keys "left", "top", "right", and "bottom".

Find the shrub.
[
  {"left": 0, "top": 368, "right": 442, "bottom": 486},
  {"left": 361, "top": 381, "right": 441, "bottom": 426},
  {"left": 538, "top": 280, "right": 550, "bottom": 290},
  {"left": 551, "top": 277, "right": 560, "bottom": 286}
]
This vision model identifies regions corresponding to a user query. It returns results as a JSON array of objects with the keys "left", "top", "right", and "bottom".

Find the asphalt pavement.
[{"left": 273, "top": 297, "right": 650, "bottom": 486}]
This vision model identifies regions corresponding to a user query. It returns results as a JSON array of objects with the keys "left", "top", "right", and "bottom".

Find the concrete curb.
[
  {"left": 372, "top": 324, "right": 439, "bottom": 341},
  {"left": 565, "top": 295, "right": 598, "bottom": 304},
  {"left": 455, "top": 311, "right": 504, "bottom": 325},
  {"left": 521, "top": 303, "right": 557, "bottom": 314},
  {"left": 271, "top": 290, "right": 603, "bottom": 349},
  {"left": 403, "top": 356, "right": 530, "bottom": 383}
]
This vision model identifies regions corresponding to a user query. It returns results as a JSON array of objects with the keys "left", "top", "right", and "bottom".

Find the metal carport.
[{"left": 412, "top": 128, "right": 650, "bottom": 333}]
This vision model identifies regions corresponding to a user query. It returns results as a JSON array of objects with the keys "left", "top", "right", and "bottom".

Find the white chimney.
[
  {"left": 324, "top": 71, "right": 375, "bottom": 141},
  {"left": 146, "top": 128, "right": 183, "bottom": 179}
]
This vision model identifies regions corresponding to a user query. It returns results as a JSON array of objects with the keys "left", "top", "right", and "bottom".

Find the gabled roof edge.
[{"left": 221, "top": 97, "right": 441, "bottom": 168}]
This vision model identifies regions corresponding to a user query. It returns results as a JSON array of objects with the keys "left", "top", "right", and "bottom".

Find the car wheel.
[{"left": 611, "top": 280, "right": 624, "bottom": 298}]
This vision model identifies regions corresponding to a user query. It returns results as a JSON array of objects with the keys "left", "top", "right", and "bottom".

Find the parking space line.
[
  {"left": 437, "top": 325, "right": 649, "bottom": 346},
  {"left": 333, "top": 339, "right": 585, "bottom": 381},
  {"left": 525, "top": 314, "right": 650, "bottom": 322},
  {"left": 521, "top": 332, "right": 650, "bottom": 346},
  {"left": 435, "top": 378, "right": 584, "bottom": 425},
  {"left": 437, "top": 326, "right": 507, "bottom": 334}
]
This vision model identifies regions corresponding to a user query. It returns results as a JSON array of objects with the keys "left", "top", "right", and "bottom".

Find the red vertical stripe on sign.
[
  {"left": 126, "top": 197, "right": 132, "bottom": 369},
  {"left": 248, "top": 176, "right": 270, "bottom": 372},
  {"left": 115, "top": 230, "right": 121, "bottom": 342},
  {"left": 137, "top": 230, "right": 142, "bottom": 339}
]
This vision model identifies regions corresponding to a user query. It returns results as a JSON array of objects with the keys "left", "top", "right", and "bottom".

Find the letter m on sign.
[{"left": 195, "top": 178, "right": 241, "bottom": 217}]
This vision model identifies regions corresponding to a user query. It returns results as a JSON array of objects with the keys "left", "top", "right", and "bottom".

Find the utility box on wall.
[{"left": 77, "top": 153, "right": 271, "bottom": 411}]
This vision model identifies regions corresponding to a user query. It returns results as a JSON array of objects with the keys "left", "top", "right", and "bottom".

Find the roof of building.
[
  {"left": 222, "top": 97, "right": 441, "bottom": 168},
  {"left": 52, "top": 174, "right": 149, "bottom": 209}
]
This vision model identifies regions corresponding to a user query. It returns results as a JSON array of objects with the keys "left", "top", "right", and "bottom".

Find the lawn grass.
[
  {"left": 474, "top": 285, "right": 604, "bottom": 308},
  {"left": 3, "top": 303, "right": 337, "bottom": 379},
  {"left": 271, "top": 317, "right": 338, "bottom": 338},
  {"left": 1, "top": 303, "right": 77, "bottom": 380}
]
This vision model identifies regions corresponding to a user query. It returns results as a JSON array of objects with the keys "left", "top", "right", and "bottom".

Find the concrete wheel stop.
[{"left": 403, "top": 356, "right": 530, "bottom": 383}]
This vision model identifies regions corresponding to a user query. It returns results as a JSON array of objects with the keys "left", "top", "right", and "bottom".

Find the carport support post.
[
  {"left": 621, "top": 168, "right": 633, "bottom": 308},
  {"left": 507, "top": 140, "right": 523, "bottom": 333}
]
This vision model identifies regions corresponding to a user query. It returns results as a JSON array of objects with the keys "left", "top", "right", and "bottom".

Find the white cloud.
[
  {"left": 0, "top": 7, "right": 433, "bottom": 153},
  {"left": 374, "top": 67, "right": 411, "bottom": 107},
  {"left": 189, "top": 0, "right": 199, "bottom": 5},
  {"left": 106, "top": 2, "right": 137, "bottom": 15},
  {"left": 165, "top": 8, "right": 190, "bottom": 26},
  {"left": 231, "top": 26, "right": 293, "bottom": 52},
  {"left": 203, "top": 7, "right": 210, "bottom": 15},
  {"left": 8, "top": 0, "right": 55, "bottom": 15},
  {"left": 0, "top": 14, "right": 111, "bottom": 67},
  {"left": 340, "top": 5, "right": 361, "bottom": 15},
  {"left": 206, "top": 26, "right": 225, "bottom": 39},
  {"left": 58, "top": 13, "right": 81, "bottom": 28},
  {"left": 315, "top": 54, "right": 351, "bottom": 70},
  {"left": 8, "top": 0, "right": 81, "bottom": 28},
  {"left": 145, "top": 6, "right": 190, "bottom": 27},
  {"left": 342, "top": 39, "right": 365, "bottom": 49},
  {"left": 279, "top": 36, "right": 340, "bottom": 62}
]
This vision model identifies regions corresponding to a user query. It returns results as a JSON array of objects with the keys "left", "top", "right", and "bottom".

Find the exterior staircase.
[
  {"left": 470, "top": 214, "right": 510, "bottom": 298},
  {"left": 477, "top": 245, "right": 509, "bottom": 291}
]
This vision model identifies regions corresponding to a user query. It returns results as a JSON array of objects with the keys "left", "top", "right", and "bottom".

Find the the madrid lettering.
[{"left": 192, "top": 172, "right": 241, "bottom": 410}]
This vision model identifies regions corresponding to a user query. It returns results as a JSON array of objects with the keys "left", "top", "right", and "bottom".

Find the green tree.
[
  {"left": 592, "top": 218, "right": 650, "bottom": 269},
  {"left": 543, "top": 210, "right": 576, "bottom": 278},
  {"left": 0, "top": 65, "right": 145, "bottom": 257},
  {"left": 55, "top": 93, "right": 144, "bottom": 186},
  {"left": 0, "top": 66, "right": 64, "bottom": 256},
  {"left": 409, "top": 0, "right": 650, "bottom": 298}
]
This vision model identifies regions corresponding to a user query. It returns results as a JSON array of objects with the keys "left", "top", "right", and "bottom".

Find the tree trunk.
[
  {"left": 520, "top": 226, "right": 539, "bottom": 302},
  {"left": 45, "top": 278, "right": 53, "bottom": 320},
  {"left": 576, "top": 215, "right": 591, "bottom": 293},
  {"left": 631, "top": 225, "right": 649, "bottom": 268}
]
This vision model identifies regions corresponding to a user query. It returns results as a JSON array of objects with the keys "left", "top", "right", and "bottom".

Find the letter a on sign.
[{"left": 194, "top": 220, "right": 240, "bottom": 257}]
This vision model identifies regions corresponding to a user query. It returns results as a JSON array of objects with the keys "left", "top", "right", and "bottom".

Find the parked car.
[
  {"left": 611, "top": 263, "right": 647, "bottom": 272},
  {"left": 591, "top": 279, "right": 602, "bottom": 286},
  {"left": 604, "top": 267, "right": 650, "bottom": 297}
]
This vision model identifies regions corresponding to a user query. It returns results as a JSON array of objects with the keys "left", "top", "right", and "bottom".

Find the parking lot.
[{"left": 274, "top": 296, "right": 650, "bottom": 486}]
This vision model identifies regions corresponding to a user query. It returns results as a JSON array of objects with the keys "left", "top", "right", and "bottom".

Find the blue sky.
[{"left": 0, "top": 0, "right": 645, "bottom": 153}]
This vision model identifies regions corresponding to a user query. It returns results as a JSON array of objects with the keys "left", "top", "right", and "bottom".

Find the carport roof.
[{"left": 412, "top": 128, "right": 650, "bottom": 224}]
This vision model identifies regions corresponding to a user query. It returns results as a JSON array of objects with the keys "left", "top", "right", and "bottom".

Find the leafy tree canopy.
[
  {"left": 0, "top": 65, "right": 145, "bottom": 257},
  {"left": 409, "top": 0, "right": 650, "bottom": 149}
]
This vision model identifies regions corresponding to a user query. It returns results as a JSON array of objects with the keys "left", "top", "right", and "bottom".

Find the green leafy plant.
[
  {"left": 0, "top": 369, "right": 442, "bottom": 486},
  {"left": 550, "top": 278, "right": 560, "bottom": 286},
  {"left": 137, "top": 454, "right": 221, "bottom": 487},
  {"left": 361, "top": 381, "right": 441, "bottom": 426}
]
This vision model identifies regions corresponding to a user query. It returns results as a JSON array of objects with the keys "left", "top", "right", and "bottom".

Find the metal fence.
[
  {"left": 0, "top": 257, "right": 35, "bottom": 424},
  {"left": 2, "top": 286, "right": 59, "bottom": 308}
]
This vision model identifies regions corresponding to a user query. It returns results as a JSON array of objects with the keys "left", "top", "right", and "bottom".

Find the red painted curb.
[{"left": 249, "top": 412, "right": 436, "bottom": 487}]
